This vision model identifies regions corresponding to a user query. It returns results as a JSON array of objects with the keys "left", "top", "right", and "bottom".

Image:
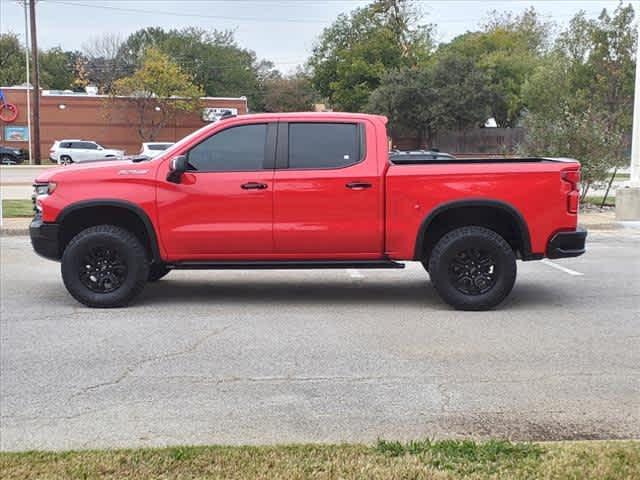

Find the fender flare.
[
  {"left": 56, "top": 199, "right": 161, "bottom": 262},
  {"left": 413, "top": 199, "right": 534, "bottom": 260}
]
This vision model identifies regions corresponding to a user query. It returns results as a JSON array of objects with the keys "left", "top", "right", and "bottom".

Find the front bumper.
[
  {"left": 30, "top": 216, "right": 61, "bottom": 261},
  {"left": 546, "top": 227, "right": 587, "bottom": 259}
]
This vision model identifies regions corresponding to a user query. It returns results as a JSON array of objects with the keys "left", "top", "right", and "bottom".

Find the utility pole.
[
  {"left": 28, "top": 0, "right": 41, "bottom": 164},
  {"left": 629, "top": 21, "right": 640, "bottom": 188},
  {"left": 23, "top": 0, "right": 33, "bottom": 164}
]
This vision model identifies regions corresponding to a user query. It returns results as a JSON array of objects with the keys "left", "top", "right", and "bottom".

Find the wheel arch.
[
  {"left": 56, "top": 200, "right": 161, "bottom": 262},
  {"left": 413, "top": 199, "right": 535, "bottom": 262}
]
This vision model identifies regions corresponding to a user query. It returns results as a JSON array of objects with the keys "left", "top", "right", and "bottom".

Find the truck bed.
[{"left": 384, "top": 158, "right": 581, "bottom": 260}]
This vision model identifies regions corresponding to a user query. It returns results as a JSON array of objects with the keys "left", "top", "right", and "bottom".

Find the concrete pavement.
[{"left": 1, "top": 231, "right": 638, "bottom": 451}]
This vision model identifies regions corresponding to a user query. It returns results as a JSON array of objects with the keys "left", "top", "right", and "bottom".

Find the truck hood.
[{"left": 34, "top": 158, "right": 157, "bottom": 183}]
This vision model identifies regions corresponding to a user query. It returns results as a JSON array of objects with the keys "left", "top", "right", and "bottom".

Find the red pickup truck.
[{"left": 30, "top": 112, "right": 586, "bottom": 310}]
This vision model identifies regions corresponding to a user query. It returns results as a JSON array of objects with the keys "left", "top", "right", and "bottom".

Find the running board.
[{"left": 168, "top": 260, "right": 405, "bottom": 270}]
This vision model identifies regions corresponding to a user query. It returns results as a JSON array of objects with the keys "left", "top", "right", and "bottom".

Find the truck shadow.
[{"left": 136, "top": 277, "right": 563, "bottom": 310}]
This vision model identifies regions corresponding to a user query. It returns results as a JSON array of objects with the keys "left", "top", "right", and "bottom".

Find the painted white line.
[
  {"left": 541, "top": 259, "right": 584, "bottom": 276},
  {"left": 347, "top": 268, "right": 365, "bottom": 279}
]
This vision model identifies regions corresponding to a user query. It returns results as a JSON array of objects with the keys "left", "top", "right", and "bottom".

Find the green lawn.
[
  {"left": 2, "top": 199, "right": 33, "bottom": 218},
  {"left": 1, "top": 439, "right": 638, "bottom": 480},
  {"left": 584, "top": 195, "right": 616, "bottom": 207}
]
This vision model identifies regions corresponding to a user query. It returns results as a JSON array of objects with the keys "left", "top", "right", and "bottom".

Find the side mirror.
[{"left": 167, "top": 155, "right": 188, "bottom": 183}]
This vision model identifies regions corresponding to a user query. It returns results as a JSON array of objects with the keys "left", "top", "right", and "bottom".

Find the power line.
[{"left": 44, "top": 0, "right": 337, "bottom": 24}]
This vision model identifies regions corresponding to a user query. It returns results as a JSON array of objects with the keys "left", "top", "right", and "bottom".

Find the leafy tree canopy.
[
  {"left": 309, "top": 0, "right": 434, "bottom": 112},
  {"left": 111, "top": 48, "right": 204, "bottom": 141},
  {"left": 521, "top": 2, "right": 637, "bottom": 188},
  {"left": 439, "top": 7, "right": 552, "bottom": 127},
  {"left": 116, "top": 27, "right": 274, "bottom": 110},
  {"left": 0, "top": 33, "right": 26, "bottom": 87}
]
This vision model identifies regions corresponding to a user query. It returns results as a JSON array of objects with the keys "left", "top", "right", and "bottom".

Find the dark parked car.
[
  {"left": 389, "top": 149, "right": 456, "bottom": 164},
  {"left": 0, "top": 145, "right": 28, "bottom": 165}
]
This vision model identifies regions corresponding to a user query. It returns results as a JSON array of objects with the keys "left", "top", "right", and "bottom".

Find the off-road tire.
[
  {"left": 61, "top": 225, "right": 149, "bottom": 308},
  {"left": 148, "top": 263, "right": 171, "bottom": 282},
  {"left": 428, "top": 226, "right": 516, "bottom": 311}
]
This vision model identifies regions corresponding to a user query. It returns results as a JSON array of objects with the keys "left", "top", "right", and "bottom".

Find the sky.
[{"left": 0, "top": 0, "right": 635, "bottom": 73}]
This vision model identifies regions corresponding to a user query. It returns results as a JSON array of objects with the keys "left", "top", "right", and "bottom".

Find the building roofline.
[{"left": 1, "top": 86, "right": 247, "bottom": 102}]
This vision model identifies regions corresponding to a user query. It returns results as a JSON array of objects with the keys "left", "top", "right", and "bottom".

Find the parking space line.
[
  {"left": 347, "top": 268, "right": 365, "bottom": 279},
  {"left": 541, "top": 259, "right": 584, "bottom": 276}
]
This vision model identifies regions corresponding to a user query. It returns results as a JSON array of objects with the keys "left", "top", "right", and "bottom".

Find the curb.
[
  {"left": 0, "top": 228, "right": 30, "bottom": 236},
  {"left": 582, "top": 223, "right": 622, "bottom": 231}
]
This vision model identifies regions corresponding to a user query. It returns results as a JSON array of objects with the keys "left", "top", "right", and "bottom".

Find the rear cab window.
[{"left": 286, "top": 123, "right": 364, "bottom": 170}]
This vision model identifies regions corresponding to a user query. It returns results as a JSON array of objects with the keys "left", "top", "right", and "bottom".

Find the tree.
[
  {"left": 262, "top": 72, "right": 317, "bottom": 112},
  {"left": 0, "top": 33, "right": 26, "bottom": 86},
  {"left": 0, "top": 33, "right": 82, "bottom": 91},
  {"left": 309, "top": 0, "right": 434, "bottom": 112},
  {"left": 39, "top": 48, "right": 80, "bottom": 90},
  {"left": 116, "top": 27, "right": 274, "bottom": 110},
  {"left": 82, "top": 33, "right": 129, "bottom": 94},
  {"left": 520, "top": 3, "right": 637, "bottom": 192},
  {"left": 367, "top": 53, "right": 492, "bottom": 147},
  {"left": 440, "top": 8, "right": 551, "bottom": 126},
  {"left": 111, "top": 48, "right": 204, "bottom": 141}
]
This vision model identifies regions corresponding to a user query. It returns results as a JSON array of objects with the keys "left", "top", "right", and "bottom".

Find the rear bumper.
[
  {"left": 30, "top": 216, "right": 61, "bottom": 261},
  {"left": 546, "top": 227, "right": 587, "bottom": 259}
]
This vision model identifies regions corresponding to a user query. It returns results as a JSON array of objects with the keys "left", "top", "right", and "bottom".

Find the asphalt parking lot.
[{"left": 1, "top": 231, "right": 638, "bottom": 451}]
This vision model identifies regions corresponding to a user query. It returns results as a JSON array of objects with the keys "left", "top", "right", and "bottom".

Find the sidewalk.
[
  {"left": 0, "top": 217, "right": 32, "bottom": 236},
  {"left": 1, "top": 210, "right": 634, "bottom": 237}
]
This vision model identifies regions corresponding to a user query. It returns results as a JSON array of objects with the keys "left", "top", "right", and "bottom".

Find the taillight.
[{"left": 562, "top": 170, "right": 580, "bottom": 214}]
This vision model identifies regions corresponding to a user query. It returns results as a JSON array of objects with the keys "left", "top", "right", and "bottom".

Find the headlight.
[{"left": 33, "top": 182, "right": 57, "bottom": 196}]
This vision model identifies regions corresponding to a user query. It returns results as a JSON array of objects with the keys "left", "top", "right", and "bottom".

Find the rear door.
[{"left": 273, "top": 121, "right": 383, "bottom": 258}]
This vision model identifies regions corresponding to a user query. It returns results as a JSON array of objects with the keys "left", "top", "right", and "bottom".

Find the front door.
[{"left": 157, "top": 122, "right": 275, "bottom": 260}]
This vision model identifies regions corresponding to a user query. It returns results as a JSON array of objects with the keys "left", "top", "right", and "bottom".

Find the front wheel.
[
  {"left": 427, "top": 226, "right": 516, "bottom": 311},
  {"left": 61, "top": 225, "right": 149, "bottom": 308}
]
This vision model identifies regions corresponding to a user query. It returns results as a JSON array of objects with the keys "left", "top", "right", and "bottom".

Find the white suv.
[
  {"left": 49, "top": 140, "right": 124, "bottom": 164},
  {"left": 139, "top": 142, "right": 174, "bottom": 159}
]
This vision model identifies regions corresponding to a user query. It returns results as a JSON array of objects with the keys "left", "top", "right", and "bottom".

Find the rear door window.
[{"left": 288, "top": 123, "right": 362, "bottom": 169}]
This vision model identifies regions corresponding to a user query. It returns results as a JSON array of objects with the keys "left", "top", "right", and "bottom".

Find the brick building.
[{"left": 0, "top": 86, "right": 248, "bottom": 162}]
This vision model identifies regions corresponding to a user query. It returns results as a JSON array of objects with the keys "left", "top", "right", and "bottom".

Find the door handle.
[
  {"left": 241, "top": 182, "right": 268, "bottom": 190},
  {"left": 346, "top": 181, "right": 372, "bottom": 190}
]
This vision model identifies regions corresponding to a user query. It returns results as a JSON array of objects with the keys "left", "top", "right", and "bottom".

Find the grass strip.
[
  {"left": 1, "top": 439, "right": 638, "bottom": 479},
  {"left": 2, "top": 199, "right": 33, "bottom": 218}
]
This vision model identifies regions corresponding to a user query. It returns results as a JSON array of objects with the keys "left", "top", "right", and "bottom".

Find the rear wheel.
[
  {"left": 60, "top": 155, "right": 72, "bottom": 165},
  {"left": 61, "top": 225, "right": 149, "bottom": 308},
  {"left": 427, "top": 226, "right": 516, "bottom": 311}
]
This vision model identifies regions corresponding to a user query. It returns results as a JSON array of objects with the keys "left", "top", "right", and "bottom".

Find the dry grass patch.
[{"left": 1, "top": 440, "right": 638, "bottom": 479}]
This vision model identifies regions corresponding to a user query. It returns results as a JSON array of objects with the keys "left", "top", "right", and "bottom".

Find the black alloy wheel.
[
  {"left": 448, "top": 248, "right": 497, "bottom": 295},
  {"left": 79, "top": 246, "right": 128, "bottom": 293}
]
